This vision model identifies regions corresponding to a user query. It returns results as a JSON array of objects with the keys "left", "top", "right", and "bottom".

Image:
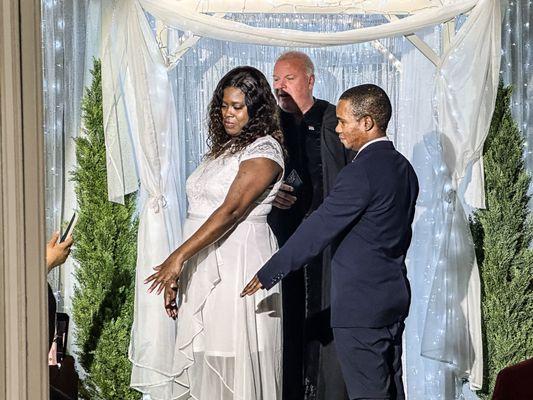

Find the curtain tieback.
[
  {"left": 443, "top": 183, "right": 456, "bottom": 205},
  {"left": 149, "top": 194, "right": 167, "bottom": 213}
]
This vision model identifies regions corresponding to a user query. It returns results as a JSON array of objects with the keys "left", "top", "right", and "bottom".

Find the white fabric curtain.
[
  {"left": 42, "top": 0, "right": 96, "bottom": 319},
  {"left": 42, "top": 0, "right": 69, "bottom": 296},
  {"left": 500, "top": 0, "right": 533, "bottom": 206},
  {"left": 395, "top": 4, "right": 500, "bottom": 391},
  {"left": 102, "top": 0, "right": 500, "bottom": 397},
  {"left": 420, "top": 0, "right": 500, "bottom": 391},
  {"left": 395, "top": 28, "right": 461, "bottom": 398},
  {"left": 102, "top": 2, "right": 184, "bottom": 397}
]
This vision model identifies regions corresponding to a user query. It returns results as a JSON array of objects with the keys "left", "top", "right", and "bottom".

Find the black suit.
[
  {"left": 268, "top": 100, "right": 354, "bottom": 400},
  {"left": 260, "top": 140, "right": 419, "bottom": 399}
]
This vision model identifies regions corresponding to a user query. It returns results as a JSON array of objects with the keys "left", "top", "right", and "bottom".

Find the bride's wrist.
[{"left": 170, "top": 251, "right": 186, "bottom": 266}]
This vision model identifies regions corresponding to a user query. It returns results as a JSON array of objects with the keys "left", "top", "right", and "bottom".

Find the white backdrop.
[
  {"left": 500, "top": 0, "right": 533, "bottom": 206},
  {"left": 101, "top": 0, "right": 500, "bottom": 398}
]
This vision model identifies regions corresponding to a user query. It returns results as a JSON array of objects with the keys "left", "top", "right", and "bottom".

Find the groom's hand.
[{"left": 240, "top": 275, "right": 263, "bottom": 297}]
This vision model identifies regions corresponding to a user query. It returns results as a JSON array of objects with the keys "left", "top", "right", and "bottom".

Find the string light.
[
  {"left": 42, "top": 0, "right": 68, "bottom": 303},
  {"left": 500, "top": 2, "right": 532, "bottom": 176}
]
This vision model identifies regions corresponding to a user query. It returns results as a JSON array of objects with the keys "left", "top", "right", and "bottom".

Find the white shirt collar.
[{"left": 353, "top": 136, "right": 389, "bottom": 161}]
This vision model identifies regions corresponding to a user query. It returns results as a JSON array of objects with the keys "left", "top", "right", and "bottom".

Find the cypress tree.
[
  {"left": 471, "top": 83, "right": 533, "bottom": 397},
  {"left": 71, "top": 59, "right": 140, "bottom": 399}
]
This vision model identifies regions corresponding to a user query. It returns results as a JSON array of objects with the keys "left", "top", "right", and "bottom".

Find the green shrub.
[
  {"left": 71, "top": 59, "right": 140, "bottom": 399},
  {"left": 471, "top": 83, "right": 533, "bottom": 397}
]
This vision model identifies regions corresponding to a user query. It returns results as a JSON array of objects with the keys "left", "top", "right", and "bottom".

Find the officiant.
[{"left": 268, "top": 51, "right": 355, "bottom": 400}]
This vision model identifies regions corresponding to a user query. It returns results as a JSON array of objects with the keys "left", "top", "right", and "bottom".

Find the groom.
[{"left": 242, "top": 84, "right": 419, "bottom": 400}]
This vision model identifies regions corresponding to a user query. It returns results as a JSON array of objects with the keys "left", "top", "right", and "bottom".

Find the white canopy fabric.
[
  {"left": 101, "top": 0, "right": 500, "bottom": 397},
  {"left": 172, "top": 0, "right": 467, "bottom": 15},
  {"left": 142, "top": 0, "right": 477, "bottom": 47}
]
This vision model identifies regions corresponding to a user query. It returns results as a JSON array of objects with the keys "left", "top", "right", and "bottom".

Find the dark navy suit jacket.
[{"left": 258, "top": 140, "right": 419, "bottom": 328}]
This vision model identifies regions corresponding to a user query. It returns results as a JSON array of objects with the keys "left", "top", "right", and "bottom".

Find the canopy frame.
[
  {"left": 153, "top": 4, "right": 462, "bottom": 68},
  {"left": 102, "top": 1, "right": 500, "bottom": 397}
]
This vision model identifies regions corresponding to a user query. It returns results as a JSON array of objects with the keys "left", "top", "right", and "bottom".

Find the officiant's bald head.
[
  {"left": 276, "top": 51, "right": 315, "bottom": 75},
  {"left": 273, "top": 51, "right": 316, "bottom": 114}
]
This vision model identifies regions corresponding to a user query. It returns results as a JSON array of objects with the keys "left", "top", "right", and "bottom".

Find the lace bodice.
[{"left": 186, "top": 136, "right": 284, "bottom": 218}]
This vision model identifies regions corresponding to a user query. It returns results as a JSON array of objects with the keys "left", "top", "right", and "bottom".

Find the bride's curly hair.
[{"left": 205, "top": 66, "right": 285, "bottom": 159}]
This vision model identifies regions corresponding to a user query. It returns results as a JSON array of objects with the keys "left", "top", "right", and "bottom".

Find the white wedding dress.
[{"left": 171, "top": 135, "right": 284, "bottom": 400}]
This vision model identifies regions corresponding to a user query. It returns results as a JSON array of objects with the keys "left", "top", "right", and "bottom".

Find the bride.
[{"left": 145, "top": 66, "right": 284, "bottom": 400}]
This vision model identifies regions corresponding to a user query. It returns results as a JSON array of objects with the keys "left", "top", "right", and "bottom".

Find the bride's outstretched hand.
[
  {"left": 240, "top": 274, "right": 263, "bottom": 297},
  {"left": 164, "top": 282, "right": 178, "bottom": 319},
  {"left": 145, "top": 254, "right": 184, "bottom": 295}
]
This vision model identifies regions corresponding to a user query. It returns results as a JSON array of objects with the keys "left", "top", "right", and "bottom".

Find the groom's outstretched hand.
[{"left": 240, "top": 274, "right": 263, "bottom": 297}]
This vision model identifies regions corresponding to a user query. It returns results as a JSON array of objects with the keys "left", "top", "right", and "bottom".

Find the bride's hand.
[
  {"left": 144, "top": 254, "right": 184, "bottom": 295},
  {"left": 164, "top": 282, "right": 178, "bottom": 319}
]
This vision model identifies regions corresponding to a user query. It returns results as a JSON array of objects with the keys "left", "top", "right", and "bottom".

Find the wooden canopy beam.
[{"left": 385, "top": 14, "right": 442, "bottom": 67}]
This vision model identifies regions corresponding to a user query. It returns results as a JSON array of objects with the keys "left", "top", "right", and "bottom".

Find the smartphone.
[
  {"left": 60, "top": 212, "right": 78, "bottom": 243},
  {"left": 285, "top": 169, "right": 304, "bottom": 195}
]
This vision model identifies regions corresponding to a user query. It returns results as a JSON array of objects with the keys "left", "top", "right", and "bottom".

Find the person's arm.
[
  {"left": 241, "top": 163, "right": 370, "bottom": 296},
  {"left": 46, "top": 232, "right": 74, "bottom": 273},
  {"left": 145, "top": 157, "right": 282, "bottom": 295}
]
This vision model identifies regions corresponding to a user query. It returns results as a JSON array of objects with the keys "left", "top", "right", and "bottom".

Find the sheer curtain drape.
[
  {"left": 102, "top": 1, "right": 500, "bottom": 398},
  {"left": 42, "top": 0, "right": 93, "bottom": 307},
  {"left": 42, "top": 0, "right": 68, "bottom": 296},
  {"left": 500, "top": 0, "right": 533, "bottom": 203},
  {"left": 397, "top": 27, "right": 484, "bottom": 398},
  {"left": 102, "top": 3, "right": 184, "bottom": 398},
  {"left": 42, "top": 0, "right": 102, "bottom": 357}
]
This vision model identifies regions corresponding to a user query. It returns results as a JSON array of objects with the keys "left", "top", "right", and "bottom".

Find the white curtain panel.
[
  {"left": 42, "top": 0, "right": 97, "bottom": 327},
  {"left": 500, "top": 0, "right": 533, "bottom": 206},
  {"left": 421, "top": 0, "right": 500, "bottom": 391},
  {"left": 396, "top": 28, "right": 470, "bottom": 398},
  {"left": 42, "top": 0, "right": 88, "bottom": 301},
  {"left": 102, "top": 1, "right": 184, "bottom": 398},
  {"left": 102, "top": 0, "right": 500, "bottom": 398},
  {"left": 42, "top": 0, "right": 69, "bottom": 297}
]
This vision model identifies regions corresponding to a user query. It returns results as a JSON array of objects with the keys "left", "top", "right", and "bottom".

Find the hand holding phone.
[
  {"left": 47, "top": 225, "right": 75, "bottom": 272},
  {"left": 60, "top": 212, "right": 78, "bottom": 243},
  {"left": 273, "top": 170, "right": 301, "bottom": 210},
  {"left": 285, "top": 169, "right": 304, "bottom": 195}
]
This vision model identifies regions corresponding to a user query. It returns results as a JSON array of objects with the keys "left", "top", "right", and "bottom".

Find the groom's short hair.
[{"left": 340, "top": 84, "right": 392, "bottom": 132}]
